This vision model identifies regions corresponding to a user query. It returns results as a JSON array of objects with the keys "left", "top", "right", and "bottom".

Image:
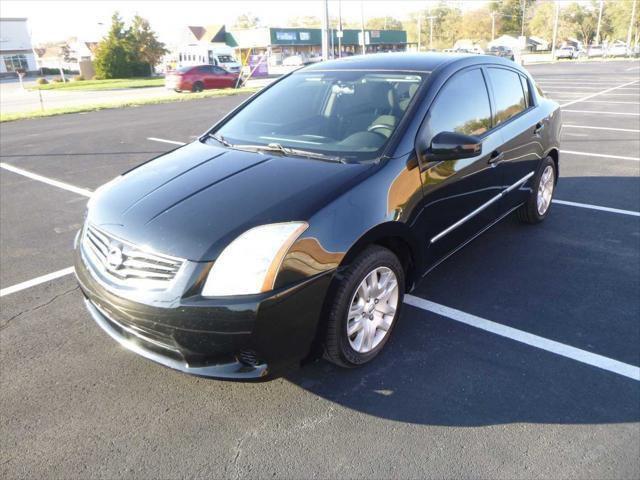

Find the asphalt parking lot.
[{"left": 1, "top": 60, "right": 639, "bottom": 479}]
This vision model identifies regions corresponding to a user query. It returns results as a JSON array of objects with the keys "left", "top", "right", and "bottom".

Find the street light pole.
[
  {"left": 521, "top": 0, "right": 526, "bottom": 37},
  {"left": 360, "top": 0, "right": 366, "bottom": 55},
  {"left": 491, "top": 13, "right": 496, "bottom": 41},
  {"left": 321, "top": 0, "right": 330, "bottom": 60},
  {"left": 595, "top": 0, "right": 604, "bottom": 45},
  {"left": 428, "top": 16, "right": 435, "bottom": 50},
  {"left": 338, "top": 0, "right": 342, "bottom": 58},
  {"left": 417, "top": 10, "right": 422, "bottom": 51},
  {"left": 627, "top": 0, "right": 637, "bottom": 49},
  {"left": 551, "top": 1, "right": 560, "bottom": 59}
]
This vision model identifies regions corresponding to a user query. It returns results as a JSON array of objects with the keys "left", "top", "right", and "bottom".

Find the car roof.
[{"left": 302, "top": 52, "right": 473, "bottom": 73}]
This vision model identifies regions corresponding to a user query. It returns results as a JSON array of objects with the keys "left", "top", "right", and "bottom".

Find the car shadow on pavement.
[{"left": 287, "top": 176, "right": 640, "bottom": 426}]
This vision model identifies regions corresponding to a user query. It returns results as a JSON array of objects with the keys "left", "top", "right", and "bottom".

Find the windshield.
[
  {"left": 217, "top": 55, "right": 236, "bottom": 63},
  {"left": 210, "top": 70, "right": 427, "bottom": 162}
]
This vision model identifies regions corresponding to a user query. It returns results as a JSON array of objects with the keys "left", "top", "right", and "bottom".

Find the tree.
[
  {"left": 529, "top": 1, "right": 556, "bottom": 42},
  {"left": 602, "top": 0, "right": 639, "bottom": 44},
  {"left": 94, "top": 12, "right": 166, "bottom": 79},
  {"left": 561, "top": 2, "right": 599, "bottom": 45},
  {"left": 489, "top": 0, "right": 535, "bottom": 37},
  {"left": 94, "top": 12, "right": 133, "bottom": 79},
  {"left": 287, "top": 16, "right": 322, "bottom": 28},
  {"left": 366, "top": 16, "right": 403, "bottom": 30},
  {"left": 406, "top": 2, "right": 463, "bottom": 50},
  {"left": 234, "top": 13, "right": 260, "bottom": 29},
  {"left": 129, "top": 15, "right": 168, "bottom": 75},
  {"left": 459, "top": 7, "right": 492, "bottom": 44}
]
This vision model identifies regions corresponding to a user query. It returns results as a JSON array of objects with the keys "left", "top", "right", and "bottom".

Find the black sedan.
[{"left": 75, "top": 53, "right": 561, "bottom": 379}]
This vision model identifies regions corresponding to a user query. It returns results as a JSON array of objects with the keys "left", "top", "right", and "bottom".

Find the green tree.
[
  {"left": 407, "top": 2, "right": 462, "bottom": 50},
  {"left": 602, "top": 0, "right": 639, "bottom": 44},
  {"left": 528, "top": 1, "right": 555, "bottom": 42},
  {"left": 489, "top": 0, "right": 535, "bottom": 37},
  {"left": 129, "top": 15, "right": 168, "bottom": 75},
  {"left": 234, "top": 13, "right": 260, "bottom": 29},
  {"left": 287, "top": 16, "right": 322, "bottom": 27},
  {"left": 94, "top": 12, "right": 133, "bottom": 79},
  {"left": 459, "top": 6, "right": 492, "bottom": 44},
  {"left": 366, "top": 16, "right": 403, "bottom": 30},
  {"left": 561, "top": 2, "right": 599, "bottom": 45}
]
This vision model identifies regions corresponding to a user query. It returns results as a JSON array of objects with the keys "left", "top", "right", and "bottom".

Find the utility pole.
[
  {"left": 491, "top": 12, "right": 496, "bottom": 41},
  {"left": 521, "top": 0, "right": 526, "bottom": 37},
  {"left": 627, "top": 0, "right": 637, "bottom": 49},
  {"left": 595, "top": 0, "right": 604, "bottom": 45},
  {"left": 551, "top": 1, "right": 560, "bottom": 59},
  {"left": 338, "top": 0, "right": 342, "bottom": 58},
  {"left": 360, "top": 0, "right": 366, "bottom": 55},
  {"left": 417, "top": 10, "right": 422, "bottom": 51},
  {"left": 321, "top": 0, "right": 330, "bottom": 60},
  {"left": 427, "top": 16, "right": 435, "bottom": 51}
]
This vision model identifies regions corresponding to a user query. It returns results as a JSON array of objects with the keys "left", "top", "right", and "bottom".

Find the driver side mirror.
[{"left": 422, "top": 131, "right": 482, "bottom": 162}]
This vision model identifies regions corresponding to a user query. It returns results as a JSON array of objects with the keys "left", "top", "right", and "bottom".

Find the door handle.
[
  {"left": 488, "top": 150, "right": 504, "bottom": 165},
  {"left": 534, "top": 122, "right": 545, "bottom": 135}
]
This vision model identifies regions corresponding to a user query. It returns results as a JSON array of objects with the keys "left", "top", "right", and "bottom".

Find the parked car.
[
  {"left": 282, "top": 55, "right": 322, "bottom": 67},
  {"left": 76, "top": 53, "right": 561, "bottom": 379},
  {"left": 555, "top": 46, "right": 577, "bottom": 59},
  {"left": 487, "top": 45, "right": 515, "bottom": 61},
  {"left": 165, "top": 65, "right": 239, "bottom": 92},
  {"left": 587, "top": 45, "right": 604, "bottom": 57},
  {"left": 607, "top": 44, "right": 630, "bottom": 57}
]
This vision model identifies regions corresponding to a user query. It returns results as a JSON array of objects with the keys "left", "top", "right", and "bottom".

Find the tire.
[
  {"left": 324, "top": 245, "right": 405, "bottom": 368},
  {"left": 192, "top": 82, "right": 204, "bottom": 93},
  {"left": 517, "top": 156, "right": 556, "bottom": 224}
]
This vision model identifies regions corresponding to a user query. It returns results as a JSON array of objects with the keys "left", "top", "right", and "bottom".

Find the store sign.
[
  {"left": 276, "top": 31, "right": 296, "bottom": 41},
  {"left": 371, "top": 30, "right": 381, "bottom": 39},
  {"left": 299, "top": 31, "right": 310, "bottom": 41}
]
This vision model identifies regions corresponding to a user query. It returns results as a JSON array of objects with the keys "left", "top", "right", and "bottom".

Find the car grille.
[{"left": 82, "top": 224, "right": 184, "bottom": 287}]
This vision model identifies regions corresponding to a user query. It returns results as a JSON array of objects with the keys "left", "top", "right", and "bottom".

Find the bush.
[
  {"left": 39, "top": 67, "right": 75, "bottom": 75},
  {"left": 73, "top": 75, "right": 85, "bottom": 81},
  {"left": 52, "top": 77, "right": 63, "bottom": 83},
  {"left": 92, "top": 75, "right": 103, "bottom": 80},
  {"left": 36, "top": 78, "right": 49, "bottom": 85}
]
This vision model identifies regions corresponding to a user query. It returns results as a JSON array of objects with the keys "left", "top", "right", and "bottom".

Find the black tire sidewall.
[{"left": 331, "top": 247, "right": 405, "bottom": 366}]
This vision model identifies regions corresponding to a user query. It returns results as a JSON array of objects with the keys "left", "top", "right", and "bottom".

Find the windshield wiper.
[
  {"left": 207, "top": 133, "right": 232, "bottom": 147},
  {"left": 234, "top": 142, "right": 348, "bottom": 163}
]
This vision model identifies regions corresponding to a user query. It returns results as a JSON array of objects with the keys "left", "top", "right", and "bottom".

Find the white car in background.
[
  {"left": 555, "top": 47, "right": 577, "bottom": 59},
  {"left": 587, "top": 45, "right": 604, "bottom": 57},
  {"left": 607, "top": 44, "right": 630, "bottom": 57}
]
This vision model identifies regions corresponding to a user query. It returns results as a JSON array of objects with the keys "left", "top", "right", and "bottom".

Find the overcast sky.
[{"left": 3, "top": 0, "right": 496, "bottom": 45}]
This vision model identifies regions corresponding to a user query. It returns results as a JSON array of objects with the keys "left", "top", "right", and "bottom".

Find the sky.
[{"left": 2, "top": 0, "right": 494, "bottom": 45}]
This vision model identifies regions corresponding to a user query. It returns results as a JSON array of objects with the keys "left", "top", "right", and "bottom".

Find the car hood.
[{"left": 88, "top": 141, "right": 372, "bottom": 261}]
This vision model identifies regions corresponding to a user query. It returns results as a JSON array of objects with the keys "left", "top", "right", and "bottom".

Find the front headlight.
[{"left": 201, "top": 222, "right": 308, "bottom": 297}]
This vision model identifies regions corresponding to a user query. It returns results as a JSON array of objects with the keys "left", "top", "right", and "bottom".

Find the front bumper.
[{"left": 74, "top": 244, "right": 333, "bottom": 380}]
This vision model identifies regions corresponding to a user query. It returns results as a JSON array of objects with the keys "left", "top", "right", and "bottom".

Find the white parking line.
[
  {"left": 547, "top": 92, "right": 640, "bottom": 96},
  {"left": 553, "top": 199, "right": 640, "bottom": 217},
  {"left": 560, "top": 79, "right": 639, "bottom": 108},
  {"left": 560, "top": 149, "right": 640, "bottom": 161},
  {"left": 562, "top": 109, "right": 640, "bottom": 116},
  {"left": 626, "top": 66, "right": 640, "bottom": 71},
  {"left": 404, "top": 295, "right": 640, "bottom": 381},
  {"left": 563, "top": 124, "right": 640, "bottom": 133},
  {"left": 147, "top": 137, "right": 187, "bottom": 146},
  {"left": 0, "top": 267, "right": 75, "bottom": 297},
  {"left": 569, "top": 100, "right": 640, "bottom": 105},
  {"left": 0, "top": 163, "right": 93, "bottom": 197}
]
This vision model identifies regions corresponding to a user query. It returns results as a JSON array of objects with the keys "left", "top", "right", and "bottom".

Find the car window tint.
[
  {"left": 520, "top": 75, "right": 531, "bottom": 108},
  {"left": 488, "top": 68, "right": 527, "bottom": 125},
  {"left": 428, "top": 68, "right": 491, "bottom": 137},
  {"left": 197, "top": 66, "right": 210, "bottom": 73}
]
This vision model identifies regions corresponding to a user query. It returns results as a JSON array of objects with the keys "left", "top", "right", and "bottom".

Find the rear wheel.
[
  {"left": 517, "top": 156, "right": 556, "bottom": 224},
  {"left": 324, "top": 246, "right": 404, "bottom": 368},
  {"left": 192, "top": 81, "right": 204, "bottom": 93}
]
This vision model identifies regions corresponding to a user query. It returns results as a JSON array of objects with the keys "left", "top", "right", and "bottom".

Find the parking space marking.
[
  {"left": 562, "top": 109, "right": 639, "bottom": 116},
  {"left": 626, "top": 66, "right": 640, "bottom": 71},
  {"left": 0, "top": 267, "right": 75, "bottom": 297},
  {"left": 552, "top": 199, "right": 640, "bottom": 217},
  {"left": 404, "top": 295, "right": 640, "bottom": 381},
  {"left": 560, "top": 79, "right": 639, "bottom": 108},
  {"left": 570, "top": 100, "right": 640, "bottom": 105},
  {"left": 560, "top": 149, "right": 639, "bottom": 161},
  {"left": 147, "top": 137, "right": 187, "bottom": 146},
  {"left": 563, "top": 124, "right": 640, "bottom": 133},
  {"left": 0, "top": 163, "right": 93, "bottom": 197}
]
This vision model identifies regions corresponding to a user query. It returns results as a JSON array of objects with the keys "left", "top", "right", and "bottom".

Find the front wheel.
[
  {"left": 191, "top": 81, "right": 204, "bottom": 93},
  {"left": 517, "top": 156, "right": 556, "bottom": 224},
  {"left": 324, "top": 246, "right": 404, "bottom": 368}
]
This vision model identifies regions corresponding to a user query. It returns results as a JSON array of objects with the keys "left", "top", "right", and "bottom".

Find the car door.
[
  {"left": 484, "top": 67, "right": 545, "bottom": 214},
  {"left": 415, "top": 67, "right": 504, "bottom": 266},
  {"left": 211, "top": 66, "right": 230, "bottom": 88}
]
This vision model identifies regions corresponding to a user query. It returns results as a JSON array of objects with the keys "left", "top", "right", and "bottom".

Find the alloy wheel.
[
  {"left": 346, "top": 266, "right": 399, "bottom": 353},
  {"left": 537, "top": 164, "right": 555, "bottom": 216}
]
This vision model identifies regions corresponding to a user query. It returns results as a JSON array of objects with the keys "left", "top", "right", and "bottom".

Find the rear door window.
[{"left": 487, "top": 68, "right": 527, "bottom": 126}]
